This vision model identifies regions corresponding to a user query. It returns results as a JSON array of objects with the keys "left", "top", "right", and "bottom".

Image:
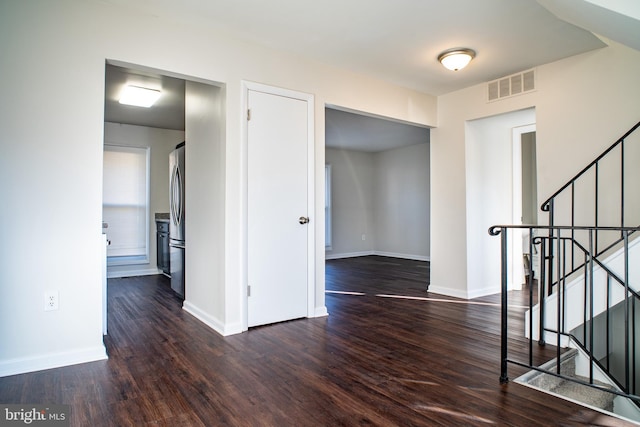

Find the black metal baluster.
[
  {"left": 548, "top": 200, "right": 555, "bottom": 297},
  {"left": 500, "top": 228, "right": 509, "bottom": 384},
  {"left": 563, "top": 238, "right": 569, "bottom": 357},
  {"left": 528, "top": 228, "right": 534, "bottom": 366},
  {"left": 583, "top": 251, "right": 588, "bottom": 346},
  {"left": 621, "top": 139, "right": 625, "bottom": 234},
  {"left": 571, "top": 182, "right": 575, "bottom": 271},
  {"left": 557, "top": 234, "right": 562, "bottom": 374},
  {"left": 588, "top": 229, "right": 594, "bottom": 383},
  {"left": 595, "top": 164, "right": 599, "bottom": 256},
  {"left": 624, "top": 230, "right": 630, "bottom": 392},
  {"left": 606, "top": 275, "right": 611, "bottom": 373},
  {"left": 539, "top": 237, "right": 547, "bottom": 346},
  {"left": 633, "top": 296, "right": 637, "bottom": 395}
]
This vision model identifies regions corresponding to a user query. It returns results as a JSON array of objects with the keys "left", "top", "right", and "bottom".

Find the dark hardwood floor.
[{"left": 0, "top": 256, "right": 633, "bottom": 426}]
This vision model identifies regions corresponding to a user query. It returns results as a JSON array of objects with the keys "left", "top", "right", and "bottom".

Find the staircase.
[{"left": 489, "top": 119, "right": 640, "bottom": 422}]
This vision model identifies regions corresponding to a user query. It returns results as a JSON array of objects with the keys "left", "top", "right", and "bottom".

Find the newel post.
[{"left": 490, "top": 226, "right": 509, "bottom": 384}]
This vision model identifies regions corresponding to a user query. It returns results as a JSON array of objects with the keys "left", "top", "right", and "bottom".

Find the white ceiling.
[
  {"left": 97, "top": 0, "right": 619, "bottom": 95},
  {"left": 100, "top": 0, "right": 639, "bottom": 150}
]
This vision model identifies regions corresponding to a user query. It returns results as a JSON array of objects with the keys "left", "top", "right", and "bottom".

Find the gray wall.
[
  {"left": 521, "top": 131, "right": 538, "bottom": 225},
  {"left": 326, "top": 142, "right": 430, "bottom": 260},
  {"left": 374, "top": 143, "right": 430, "bottom": 259},
  {"left": 325, "top": 149, "right": 376, "bottom": 256}
]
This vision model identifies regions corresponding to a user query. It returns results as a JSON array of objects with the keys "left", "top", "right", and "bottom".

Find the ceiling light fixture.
[
  {"left": 438, "top": 48, "right": 476, "bottom": 71},
  {"left": 119, "top": 85, "right": 162, "bottom": 107}
]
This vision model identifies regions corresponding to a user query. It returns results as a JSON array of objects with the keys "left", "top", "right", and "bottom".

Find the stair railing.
[
  {"left": 490, "top": 224, "right": 640, "bottom": 402},
  {"left": 490, "top": 120, "right": 640, "bottom": 407},
  {"left": 541, "top": 121, "right": 640, "bottom": 295}
]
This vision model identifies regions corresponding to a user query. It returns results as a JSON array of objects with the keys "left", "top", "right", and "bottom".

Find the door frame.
[
  {"left": 240, "top": 81, "right": 315, "bottom": 331},
  {"left": 511, "top": 123, "right": 536, "bottom": 290}
]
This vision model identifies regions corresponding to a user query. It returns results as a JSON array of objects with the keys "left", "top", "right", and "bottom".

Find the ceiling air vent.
[{"left": 487, "top": 69, "right": 535, "bottom": 102}]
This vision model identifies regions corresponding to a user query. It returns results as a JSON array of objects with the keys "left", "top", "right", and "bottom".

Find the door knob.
[{"left": 299, "top": 216, "right": 310, "bottom": 224}]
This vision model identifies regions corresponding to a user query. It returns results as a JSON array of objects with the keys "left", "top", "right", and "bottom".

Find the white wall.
[
  {"left": 325, "top": 143, "right": 430, "bottom": 260},
  {"left": 431, "top": 39, "right": 640, "bottom": 299},
  {"left": 182, "top": 81, "right": 228, "bottom": 333},
  {"left": 103, "top": 122, "right": 185, "bottom": 278},
  {"left": 374, "top": 143, "right": 430, "bottom": 260},
  {"left": 0, "top": 0, "right": 436, "bottom": 375}
]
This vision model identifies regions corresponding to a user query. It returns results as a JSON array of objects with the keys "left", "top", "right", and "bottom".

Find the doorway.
[
  {"left": 324, "top": 106, "right": 431, "bottom": 296},
  {"left": 103, "top": 63, "right": 186, "bottom": 279},
  {"left": 102, "top": 61, "right": 225, "bottom": 334},
  {"left": 465, "top": 108, "right": 536, "bottom": 297}
]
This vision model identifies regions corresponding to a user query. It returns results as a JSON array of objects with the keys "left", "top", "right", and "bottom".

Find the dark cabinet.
[{"left": 156, "top": 220, "right": 170, "bottom": 276}]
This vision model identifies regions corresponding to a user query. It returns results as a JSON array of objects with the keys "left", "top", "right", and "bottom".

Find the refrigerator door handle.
[
  {"left": 170, "top": 165, "right": 176, "bottom": 226},
  {"left": 176, "top": 164, "right": 183, "bottom": 225},
  {"left": 170, "top": 164, "right": 183, "bottom": 227},
  {"left": 169, "top": 242, "right": 185, "bottom": 249}
]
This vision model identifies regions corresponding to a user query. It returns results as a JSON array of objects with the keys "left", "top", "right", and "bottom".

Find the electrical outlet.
[
  {"left": 362, "top": 234, "right": 366, "bottom": 241},
  {"left": 44, "top": 291, "right": 59, "bottom": 311}
]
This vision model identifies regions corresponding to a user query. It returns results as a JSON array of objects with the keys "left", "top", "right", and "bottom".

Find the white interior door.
[{"left": 247, "top": 88, "right": 310, "bottom": 327}]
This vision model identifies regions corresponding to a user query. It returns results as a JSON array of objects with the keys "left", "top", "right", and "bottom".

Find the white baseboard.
[
  {"left": 325, "top": 250, "right": 430, "bottom": 262},
  {"left": 0, "top": 345, "right": 108, "bottom": 377},
  {"left": 107, "top": 267, "right": 161, "bottom": 279},
  {"left": 182, "top": 301, "right": 242, "bottom": 337},
  {"left": 426, "top": 285, "right": 499, "bottom": 300},
  {"left": 372, "top": 251, "right": 430, "bottom": 262},
  {"left": 184, "top": 301, "right": 327, "bottom": 336},
  {"left": 325, "top": 251, "right": 374, "bottom": 260},
  {"left": 313, "top": 306, "right": 329, "bottom": 317},
  {"left": 466, "top": 286, "right": 501, "bottom": 299},
  {"left": 426, "top": 285, "right": 470, "bottom": 299}
]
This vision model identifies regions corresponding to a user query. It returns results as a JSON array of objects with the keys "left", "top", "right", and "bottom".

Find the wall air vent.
[{"left": 487, "top": 69, "right": 535, "bottom": 102}]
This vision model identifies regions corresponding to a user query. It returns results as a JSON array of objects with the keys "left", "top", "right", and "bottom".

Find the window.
[
  {"left": 103, "top": 145, "right": 150, "bottom": 265},
  {"left": 325, "top": 164, "right": 332, "bottom": 249}
]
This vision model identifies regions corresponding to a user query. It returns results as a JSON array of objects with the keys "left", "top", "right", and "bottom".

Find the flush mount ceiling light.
[
  {"left": 438, "top": 48, "right": 476, "bottom": 71},
  {"left": 119, "top": 85, "right": 162, "bottom": 107}
]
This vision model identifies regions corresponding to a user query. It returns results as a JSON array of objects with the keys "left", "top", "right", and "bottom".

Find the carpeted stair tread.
[
  {"left": 521, "top": 349, "right": 616, "bottom": 411},
  {"left": 550, "top": 376, "right": 616, "bottom": 411}
]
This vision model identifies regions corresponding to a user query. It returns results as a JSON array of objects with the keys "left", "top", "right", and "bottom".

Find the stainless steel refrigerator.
[{"left": 169, "top": 142, "right": 185, "bottom": 298}]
